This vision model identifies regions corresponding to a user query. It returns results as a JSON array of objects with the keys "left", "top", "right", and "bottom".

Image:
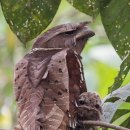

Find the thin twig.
[{"left": 82, "top": 120, "right": 130, "bottom": 130}]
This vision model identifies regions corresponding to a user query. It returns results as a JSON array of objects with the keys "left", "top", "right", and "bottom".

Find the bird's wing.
[
  {"left": 14, "top": 48, "right": 87, "bottom": 130},
  {"left": 38, "top": 49, "right": 87, "bottom": 130},
  {"left": 14, "top": 48, "right": 62, "bottom": 130},
  {"left": 66, "top": 49, "right": 87, "bottom": 128},
  {"left": 26, "top": 48, "right": 63, "bottom": 88},
  {"left": 37, "top": 49, "right": 69, "bottom": 130}
]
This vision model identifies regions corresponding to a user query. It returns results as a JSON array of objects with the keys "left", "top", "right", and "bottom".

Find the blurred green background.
[{"left": 0, "top": 0, "right": 130, "bottom": 129}]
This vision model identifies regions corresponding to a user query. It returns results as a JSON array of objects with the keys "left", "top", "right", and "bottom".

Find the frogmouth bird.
[
  {"left": 14, "top": 22, "right": 95, "bottom": 130},
  {"left": 76, "top": 92, "right": 102, "bottom": 130}
]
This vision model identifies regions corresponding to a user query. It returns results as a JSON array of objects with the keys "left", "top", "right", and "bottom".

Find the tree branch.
[{"left": 81, "top": 120, "right": 130, "bottom": 130}]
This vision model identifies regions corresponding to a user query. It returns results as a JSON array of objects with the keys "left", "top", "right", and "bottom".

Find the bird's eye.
[
  {"left": 95, "top": 104, "right": 100, "bottom": 109},
  {"left": 79, "top": 100, "right": 85, "bottom": 105},
  {"left": 64, "top": 30, "right": 75, "bottom": 35}
]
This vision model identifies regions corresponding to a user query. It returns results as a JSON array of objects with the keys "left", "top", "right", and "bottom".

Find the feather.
[{"left": 14, "top": 22, "right": 95, "bottom": 130}]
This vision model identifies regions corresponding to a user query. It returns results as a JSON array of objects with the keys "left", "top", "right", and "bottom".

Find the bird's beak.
[{"left": 75, "top": 27, "right": 95, "bottom": 40}]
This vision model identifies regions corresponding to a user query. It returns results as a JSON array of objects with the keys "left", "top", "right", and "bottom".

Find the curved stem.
[{"left": 82, "top": 120, "right": 130, "bottom": 130}]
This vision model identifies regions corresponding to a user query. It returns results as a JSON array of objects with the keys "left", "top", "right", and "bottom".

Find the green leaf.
[
  {"left": 111, "top": 109, "right": 130, "bottom": 123},
  {"left": 99, "top": 0, "right": 130, "bottom": 92},
  {"left": 120, "top": 116, "right": 130, "bottom": 128},
  {"left": 102, "top": 84, "right": 130, "bottom": 123},
  {"left": 67, "top": 0, "right": 99, "bottom": 18},
  {"left": 100, "top": 0, "right": 130, "bottom": 59},
  {"left": 109, "top": 53, "right": 130, "bottom": 92},
  {"left": 0, "top": 0, "right": 61, "bottom": 43}
]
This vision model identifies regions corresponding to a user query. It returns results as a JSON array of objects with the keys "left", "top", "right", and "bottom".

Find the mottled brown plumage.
[
  {"left": 14, "top": 22, "right": 94, "bottom": 130},
  {"left": 32, "top": 22, "right": 94, "bottom": 54},
  {"left": 76, "top": 92, "right": 102, "bottom": 130}
]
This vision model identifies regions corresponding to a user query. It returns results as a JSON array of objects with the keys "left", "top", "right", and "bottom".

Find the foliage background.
[{"left": 0, "top": 0, "right": 130, "bottom": 129}]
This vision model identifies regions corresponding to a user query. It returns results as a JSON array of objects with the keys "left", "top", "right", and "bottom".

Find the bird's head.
[
  {"left": 32, "top": 22, "right": 95, "bottom": 54},
  {"left": 77, "top": 92, "right": 102, "bottom": 121}
]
